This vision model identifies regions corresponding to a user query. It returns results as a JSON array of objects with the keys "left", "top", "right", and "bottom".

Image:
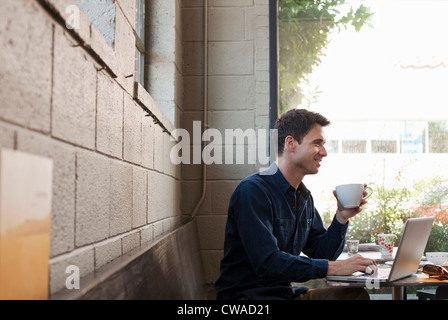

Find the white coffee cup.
[{"left": 335, "top": 183, "right": 373, "bottom": 208}]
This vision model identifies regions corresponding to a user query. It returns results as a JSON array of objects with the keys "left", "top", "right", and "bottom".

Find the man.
[{"left": 215, "top": 109, "right": 375, "bottom": 300}]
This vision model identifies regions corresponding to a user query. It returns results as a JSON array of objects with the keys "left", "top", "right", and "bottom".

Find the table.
[
  {"left": 326, "top": 249, "right": 448, "bottom": 300},
  {"left": 337, "top": 247, "right": 398, "bottom": 263}
]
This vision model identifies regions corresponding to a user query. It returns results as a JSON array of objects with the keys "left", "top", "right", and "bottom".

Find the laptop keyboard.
[
  {"left": 356, "top": 267, "right": 391, "bottom": 279},
  {"left": 375, "top": 268, "right": 391, "bottom": 279}
]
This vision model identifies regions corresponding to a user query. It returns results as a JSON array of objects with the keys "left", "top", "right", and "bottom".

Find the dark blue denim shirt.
[{"left": 215, "top": 162, "right": 348, "bottom": 300}]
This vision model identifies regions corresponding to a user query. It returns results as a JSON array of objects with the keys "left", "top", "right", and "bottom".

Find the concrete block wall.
[
  {"left": 0, "top": 0, "right": 183, "bottom": 296},
  {"left": 0, "top": 0, "right": 271, "bottom": 298},
  {"left": 180, "top": 0, "right": 271, "bottom": 291}
]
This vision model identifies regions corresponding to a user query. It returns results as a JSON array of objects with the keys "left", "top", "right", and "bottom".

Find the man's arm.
[
  {"left": 232, "top": 180, "right": 329, "bottom": 282},
  {"left": 302, "top": 185, "right": 372, "bottom": 265},
  {"left": 327, "top": 255, "right": 376, "bottom": 276},
  {"left": 327, "top": 185, "right": 377, "bottom": 276}
]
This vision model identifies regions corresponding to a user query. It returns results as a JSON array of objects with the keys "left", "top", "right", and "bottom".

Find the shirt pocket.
[
  {"left": 297, "top": 217, "right": 312, "bottom": 244},
  {"left": 274, "top": 218, "right": 294, "bottom": 250}
]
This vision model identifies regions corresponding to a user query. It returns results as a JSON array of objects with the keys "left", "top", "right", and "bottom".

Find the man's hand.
[
  {"left": 333, "top": 183, "right": 370, "bottom": 225},
  {"left": 327, "top": 254, "right": 377, "bottom": 276}
]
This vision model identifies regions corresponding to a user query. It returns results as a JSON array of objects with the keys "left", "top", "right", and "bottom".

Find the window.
[
  {"left": 75, "top": 0, "right": 116, "bottom": 48},
  {"left": 278, "top": 0, "right": 448, "bottom": 252},
  {"left": 135, "top": 0, "right": 146, "bottom": 86}
]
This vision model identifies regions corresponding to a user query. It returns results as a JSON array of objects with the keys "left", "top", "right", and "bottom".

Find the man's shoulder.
[{"left": 237, "top": 170, "right": 274, "bottom": 193}]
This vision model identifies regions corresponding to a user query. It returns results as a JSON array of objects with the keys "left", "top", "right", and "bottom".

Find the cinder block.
[
  {"left": 163, "top": 131, "right": 179, "bottom": 177},
  {"left": 148, "top": 62, "right": 176, "bottom": 102},
  {"left": 206, "top": 163, "right": 256, "bottom": 180},
  {"left": 123, "top": 95, "right": 143, "bottom": 164},
  {"left": 181, "top": 162, "right": 202, "bottom": 180},
  {"left": 96, "top": 71, "right": 123, "bottom": 158},
  {"left": 76, "top": 151, "right": 110, "bottom": 246},
  {"left": 155, "top": 101, "right": 176, "bottom": 128},
  {"left": 52, "top": 29, "right": 97, "bottom": 149},
  {"left": 132, "top": 167, "right": 147, "bottom": 228},
  {"left": 122, "top": 231, "right": 140, "bottom": 254},
  {"left": 255, "top": 92, "right": 269, "bottom": 107},
  {"left": 114, "top": 7, "right": 135, "bottom": 94},
  {"left": 175, "top": 0, "right": 183, "bottom": 34},
  {"left": 182, "top": 41, "right": 204, "bottom": 76},
  {"left": 208, "top": 76, "right": 255, "bottom": 110},
  {"left": 196, "top": 215, "right": 227, "bottom": 250},
  {"left": 165, "top": 177, "right": 181, "bottom": 217},
  {"left": 256, "top": 37, "right": 269, "bottom": 49},
  {"left": 245, "top": 7, "right": 256, "bottom": 40},
  {"left": 117, "top": 0, "right": 137, "bottom": 30},
  {"left": 256, "top": 47, "right": 269, "bottom": 62},
  {"left": 153, "top": 124, "right": 165, "bottom": 172},
  {"left": 49, "top": 246, "right": 95, "bottom": 296},
  {"left": 208, "top": 8, "right": 245, "bottom": 41},
  {"left": 180, "top": 0, "right": 204, "bottom": 8},
  {"left": 0, "top": 124, "right": 15, "bottom": 149},
  {"left": 181, "top": 181, "right": 211, "bottom": 216},
  {"left": 109, "top": 161, "right": 133, "bottom": 236},
  {"left": 209, "top": 41, "right": 254, "bottom": 75},
  {"left": 148, "top": 26, "right": 176, "bottom": 63},
  {"left": 94, "top": 237, "right": 122, "bottom": 269},
  {"left": 147, "top": 170, "right": 167, "bottom": 223},
  {"left": 255, "top": 14, "right": 269, "bottom": 27},
  {"left": 142, "top": 114, "right": 155, "bottom": 169},
  {"left": 152, "top": 220, "right": 164, "bottom": 238},
  {"left": 210, "top": 181, "right": 239, "bottom": 215},
  {"left": 175, "top": 56, "right": 184, "bottom": 109},
  {"left": 209, "top": 110, "right": 255, "bottom": 132},
  {"left": 255, "top": 25, "right": 269, "bottom": 39},
  {"left": 148, "top": 0, "right": 176, "bottom": 27},
  {"left": 210, "top": 0, "right": 254, "bottom": 6},
  {"left": 255, "top": 58, "right": 268, "bottom": 73},
  {"left": 180, "top": 111, "right": 206, "bottom": 141},
  {"left": 140, "top": 224, "right": 154, "bottom": 244},
  {"left": 182, "top": 7, "right": 204, "bottom": 41},
  {"left": 16, "top": 131, "right": 76, "bottom": 257},
  {"left": 0, "top": 0, "right": 52, "bottom": 132},
  {"left": 255, "top": 3, "right": 268, "bottom": 15},
  {"left": 256, "top": 81, "right": 269, "bottom": 94},
  {"left": 183, "top": 76, "right": 204, "bottom": 111},
  {"left": 134, "top": 82, "right": 165, "bottom": 127}
]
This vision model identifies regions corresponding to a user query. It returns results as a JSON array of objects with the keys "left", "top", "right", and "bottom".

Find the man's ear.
[{"left": 284, "top": 136, "right": 296, "bottom": 153}]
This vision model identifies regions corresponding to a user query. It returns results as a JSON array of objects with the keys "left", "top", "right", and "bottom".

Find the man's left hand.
[{"left": 332, "top": 184, "right": 369, "bottom": 224}]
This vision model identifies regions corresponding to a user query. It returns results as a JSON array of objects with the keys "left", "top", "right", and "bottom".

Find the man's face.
[{"left": 292, "top": 124, "right": 328, "bottom": 176}]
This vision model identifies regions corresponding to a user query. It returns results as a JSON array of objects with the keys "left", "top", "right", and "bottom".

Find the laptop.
[{"left": 326, "top": 216, "right": 435, "bottom": 283}]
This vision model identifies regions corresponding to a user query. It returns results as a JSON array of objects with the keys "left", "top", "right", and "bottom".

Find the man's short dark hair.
[{"left": 274, "top": 109, "right": 330, "bottom": 156}]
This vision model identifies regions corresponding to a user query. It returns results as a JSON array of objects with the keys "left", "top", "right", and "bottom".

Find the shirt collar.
[{"left": 267, "top": 162, "right": 310, "bottom": 195}]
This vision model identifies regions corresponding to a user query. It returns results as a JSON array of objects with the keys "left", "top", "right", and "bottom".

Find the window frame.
[{"left": 135, "top": 0, "right": 146, "bottom": 87}]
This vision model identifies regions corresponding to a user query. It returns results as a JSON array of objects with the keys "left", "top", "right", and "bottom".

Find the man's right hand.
[{"left": 327, "top": 254, "right": 377, "bottom": 276}]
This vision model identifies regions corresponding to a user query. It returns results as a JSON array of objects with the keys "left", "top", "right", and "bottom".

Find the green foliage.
[
  {"left": 413, "top": 178, "right": 448, "bottom": 252},
  {"left": 425, "top": 222, "right": 448, "bottom": 252},
  {"left": 342, "top": 177, "right": 448, "bottom": 252},
  {"left": 278, "top": 0, "right": 374, "bottom": 114},
  {"left": 346, "top": 184, "right": 412, "bottom": 243}
]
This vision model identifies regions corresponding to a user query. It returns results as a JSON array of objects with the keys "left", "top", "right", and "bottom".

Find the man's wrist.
[
  {"left": 327, "top": 260, "right": 341, "bottom": 276},
  {"left": 335, "top": 211, "right": 349, "bottom": 225}
]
